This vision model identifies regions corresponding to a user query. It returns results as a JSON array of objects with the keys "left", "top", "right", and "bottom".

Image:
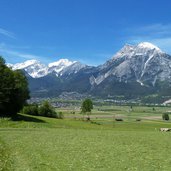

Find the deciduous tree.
[
  {"left": 0, "top": 56, "right": 30, "bottom": 117},
  {"left": 81, "top": 99, "right": 93, "bottom": 113}
]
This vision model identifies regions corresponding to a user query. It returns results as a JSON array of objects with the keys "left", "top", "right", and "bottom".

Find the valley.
[
  {"left": 1, "top": 1, "right": 171, "bottom": 170},
  {"left": 1, "top": 105, "right": 171, "bottom": 170}
]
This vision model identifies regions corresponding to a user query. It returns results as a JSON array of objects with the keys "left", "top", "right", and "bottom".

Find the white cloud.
[
  {"left": 2, "top": 50, "right": 40, "bottom": 59},
  {"left": 137, "top": 24, "right": 171, "bottom": 34},
  {"left": 125, "top": 23, "right": 171, "bottom": 37},
  {"left": 0, "top": 28, "right": 16, "bottom": 39},
  {"left": 0, "top": 44, "right": 50, "bottom": 63}
]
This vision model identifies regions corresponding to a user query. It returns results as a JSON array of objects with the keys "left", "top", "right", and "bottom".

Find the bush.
[
  {"left": 38, "top": 101, "right": 57, "bottom": 118},
  {"left": 22, "top": 105, "right": 38, "bottom": 116},
  {"left": 162, "top": 113, "right": 170, "bottom": 121},
  {"left": 115, "top": 118, "right": 123, "bottom": 121},
  {"left": 22, "top": 101, "right": 63, "bottom": 119}
]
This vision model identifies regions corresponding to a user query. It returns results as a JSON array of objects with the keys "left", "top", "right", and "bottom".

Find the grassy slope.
[{"left": 0, "top": 112, "right": 171, "bottom": 170}]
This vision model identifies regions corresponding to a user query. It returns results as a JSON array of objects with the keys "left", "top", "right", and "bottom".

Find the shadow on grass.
[{"left": 11, "top": 113, "right": 46, "bottom": 123}]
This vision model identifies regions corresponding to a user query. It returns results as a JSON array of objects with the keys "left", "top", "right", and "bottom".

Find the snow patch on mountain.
[
  {"left": 48, "top": 59, "right": 76, "bottom": 68},
  {"left": 9, "top": 59, "right": 39, "bottom": 70},
  {"left": 8, "top": 60, "right": 49, "bottom": 78},
  {"left": 137, "top": 42, "right": 162, "bottom": 52},
  {"left": 137, "top": 80, "right": 144, "bottom": 86},
  {"left": 48, "top": 59, "right": 77, "bottom": 74},
  {"left": 59, "top": 62, "right": 86, "bottom": 76},
  {"left": 141, "top": 53, "right": 155, "bottom": 78},
  {"left": 8, "top": 58, "right": 85, "bottom": 78}
]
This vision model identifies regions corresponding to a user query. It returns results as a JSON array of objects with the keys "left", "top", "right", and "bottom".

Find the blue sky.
[{"left": 0, "top": 0, "right": 171, "bottom": 65}]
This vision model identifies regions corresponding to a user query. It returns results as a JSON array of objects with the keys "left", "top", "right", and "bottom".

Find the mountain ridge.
[
  {"left": 7, "top": 42, "right": 171, "bottom": 99},
  {"left": 7, "top": 58, "right": 86, "bottom": 78}
]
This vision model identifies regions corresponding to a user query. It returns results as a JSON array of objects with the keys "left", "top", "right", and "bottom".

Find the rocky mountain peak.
[
  {"left": 8, "top": 59, "right": 41, "bottom": 70},
  {"left": 113, "top": 44, "right": 134, "bottom": 59},
  {"left": 48, "top": 58, "right": 76, "bottom": 68},
  {"left": 137, "top": 42, "right": 162, "bottom": 52},
  {"left": 93, "top": 42, "right": 171, "bottom": 87},
  {"left": 8, "top": 58, "right": 85, "bottom": 78}
]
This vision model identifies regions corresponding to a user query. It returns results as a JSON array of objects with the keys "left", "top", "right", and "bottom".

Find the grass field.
[{"left": 1, "top": 105, "right": 171, "bottom": 171}]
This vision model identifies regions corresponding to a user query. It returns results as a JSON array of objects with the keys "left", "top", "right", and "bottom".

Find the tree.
[
  {"left": 0, "top": 56, "right": 30, "bottom": 117},
  {"left": 0, "top": 64, "right": 15, "bottom": 115},
  {"left": 162, "top": 113, "right": 170, "bottom": 121},
  {"left": 81, "top": 99, "right": 93, "bottom": 121},
  {"left": 10, "top": 70, "right": 30, "bottom": 115},
  {"left": 81, "top": 99, "right": 93, "bottom": 113}
]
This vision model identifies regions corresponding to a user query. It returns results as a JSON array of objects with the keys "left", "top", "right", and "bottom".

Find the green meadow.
[{"left": 1, "top": 105, "right": 171, "bottom": 171}]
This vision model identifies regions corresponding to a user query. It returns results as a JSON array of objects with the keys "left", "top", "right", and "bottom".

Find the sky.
[{"left": 0, "top": 0, "right": 171, "bottom": 66}]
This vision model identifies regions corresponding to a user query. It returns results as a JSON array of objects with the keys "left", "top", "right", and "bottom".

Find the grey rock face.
[{"left": 91, "top": 42, "right": 171, "bottom": 86}]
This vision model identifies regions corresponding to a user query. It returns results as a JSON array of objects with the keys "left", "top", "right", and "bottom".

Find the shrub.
[
  {"left": 162, "top": 113, "right": 170, "bottom": 121},
  {"left": 58, "top": 112, "right": 64, "bottom": 119},
  {"left": 22, "top": 105, "right": 38, "bottom": 116},
  {"left": 38, "top": 101, "right": 58, "bottom": 118},
  {"left": 22, "top": 101, "right": 63, "bottom": 119},
  {"left": 115, "top": 118, "right": 123, "bottom": 121}
]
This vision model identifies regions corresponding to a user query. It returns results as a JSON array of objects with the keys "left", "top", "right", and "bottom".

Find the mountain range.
[{"left": 7, "top": 42, "right": 171, "bottom": 100}]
